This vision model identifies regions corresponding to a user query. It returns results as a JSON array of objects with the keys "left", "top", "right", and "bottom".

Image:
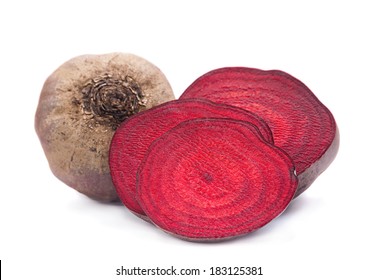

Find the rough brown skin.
[{"left": 35, "top": 53, "right": 175, "bottom": 202}]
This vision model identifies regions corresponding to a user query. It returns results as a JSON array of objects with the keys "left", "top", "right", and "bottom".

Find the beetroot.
[
  {"left": 35, "top": 53, "right": 175, "bottom": 202},
  {"left": 109, "top": 98, "right": 273, "bottom": 218},
  {"left": 137, "top": 118, "right": 298, "bottom": 241},
  {"left": 180, "top": 67, "right": 339, "bottom": 197}
]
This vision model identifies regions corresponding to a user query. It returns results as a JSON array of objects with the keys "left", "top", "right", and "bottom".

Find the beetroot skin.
[
  {"left": 109, "top": 98, "right": 273, "bottom": 219},
  {"left": 180, "top": 67, "right": 339, "bottom": 197},
  {"left": 35, "top": 53, "right": 175, "bottom": 202},
  {"left": 137, "top": 118, "right": 298, "bottom": 241}
]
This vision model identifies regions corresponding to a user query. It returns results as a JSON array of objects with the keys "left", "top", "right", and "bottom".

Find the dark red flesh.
[
  {"left": 180, "top": 67, "right": 339, "bottom": 197},
  {"left": 137, "top": 118, "right": 298, "bottom": 241},
  {"left": 109, "top": 99, "right": 273, "bottom": 218}
]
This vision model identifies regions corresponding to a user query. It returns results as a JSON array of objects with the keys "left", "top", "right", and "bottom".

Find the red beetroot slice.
[
  {"left": 109, "top": 98, "right": 273, "bottom": 219},
  {"left": 137, "top": 118, "right": 298, "bottom": 241},
  {"left": 180, "top": 67, "right": 339, "bottom": 197}
]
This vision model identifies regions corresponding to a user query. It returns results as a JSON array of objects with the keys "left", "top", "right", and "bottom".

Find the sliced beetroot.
[
  {"left": 137, "top": 118, "right": 298, "bottom": 241},
  {"left": 180, "top": 67, "right": 339, "bottom": 197},
  {"left": 109, "top": 98, "right": 273, "bottom": 218}
]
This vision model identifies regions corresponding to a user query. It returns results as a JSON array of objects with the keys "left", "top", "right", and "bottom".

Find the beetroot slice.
[
  {"left": 180, "top": 67, "right": 339, "bottom": 197},
  {"left": 137, "top": 118, "right": 298, "bottom": 241},
  {"left": 109, "top": 98, "right": 273, "bottom": 218}
]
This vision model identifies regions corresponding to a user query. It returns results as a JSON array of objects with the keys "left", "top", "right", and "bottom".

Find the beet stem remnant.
[{"left": 81, "top": 74, "right": 146, "bottom": 130}]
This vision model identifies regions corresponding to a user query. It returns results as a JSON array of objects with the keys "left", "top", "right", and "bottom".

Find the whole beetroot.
[{"left": 35, "top": 53, "right": 175, "bottom": 202}]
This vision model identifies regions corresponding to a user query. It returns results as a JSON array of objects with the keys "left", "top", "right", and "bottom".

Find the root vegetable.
[
  {"left": 180, "top": 67, "right": 339, "bottom": 197},
  {"left": 35, "top": 53, "right": 175, "bottom": 202},
  {"left": 109, "top": 98, "right": 273, "bottom": 218},
  {"left": 137, "top": 118, "right": 298, "bottom": 241}
]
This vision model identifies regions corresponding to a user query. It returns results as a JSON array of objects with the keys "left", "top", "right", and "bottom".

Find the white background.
[{"left": 1, "top": 1, "right": 376, "bottom": 279}]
